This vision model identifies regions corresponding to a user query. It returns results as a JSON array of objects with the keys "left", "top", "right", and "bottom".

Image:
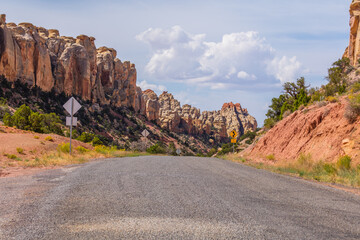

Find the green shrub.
[
  {"left": 266, "top": 154, "right": 275, "bottom": 161},
  {"left": 77, "top": 132, "right": 95, "bottom": 143},
  {"left": 11, "top": 105, "right": 32, "bottom": 130},
  {"left": 2, "top": 104, "right": 63, "bottom": 135},
  {"left": 263, "top": 118, "right": 276, "bottom": 129},
  {"left": 6, "top": 154, "right": 17, "bottom": 159},
  {"left": 344, "top": 94, "right": 360, "bottom": 123},
  {"left": 296, "top": 153, "right": 313, "bottom": 169},
  {"left": 57, "top": 143, "right": 70, "bottom": 153},
  {"left": 45, "top": 136, "right": 54, "bottom": 142},
  {"left": 217, "top": 142, "right": 238, "bottom": 155},
  {"left": 351, "top": 82, "right": 360, "bottom": 93},
  {"left": 16, "top": 147, "right": 24, "bottom": 154},
  {"left": 239, "top": 131, "right": 256, "bottom": 143},
  {"left": 76, "top": 146, "right": 89, "bottom": 154},
  {"left": 94, "top": 145, "right": 110, "bottom": 154},
  {"left": 325, "top": 96, "right": 337, "bottom": 103},
  {"left": 0, "top": 97, "right": 6, "bottom": 105},
  {"left": 2, "top": 112, "right": 13, "bottom": 126},
  {"left": 146, "top": 144, "right": 166, "bottom": 154},
  {"left": 323, "top": 163, "right": 337, "bottom": 174},
  {"left": 0, "top": 104, "right": 10, "bottom": 119},
  {"left": 337, "top": 155, "right": 351, "bottom": 170},
  {"left": 207, "top": 148, "right": 217, "bottom": 157},
  {"left": 92, "top": 136, "right": 103, "bottom": 146}
]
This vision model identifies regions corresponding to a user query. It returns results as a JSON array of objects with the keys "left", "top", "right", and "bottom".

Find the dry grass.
[
  {"left": 222, "top": 153, "right": 360, "bottom": 188},
  {"left": 4, "top": 143, "right": 148, "bottom": 168}
]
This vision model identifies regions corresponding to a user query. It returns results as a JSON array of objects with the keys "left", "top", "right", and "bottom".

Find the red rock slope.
[{"left": 244, "top": 98, "right": 360, "bottom": 165}]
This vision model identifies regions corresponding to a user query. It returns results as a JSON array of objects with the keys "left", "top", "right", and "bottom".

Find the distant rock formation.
[
  {"left": 0, "top": 14, "right": 257, "bottom": 140},
  {"left": 144, "top": 91, "right": 257, "bottom": 140}
]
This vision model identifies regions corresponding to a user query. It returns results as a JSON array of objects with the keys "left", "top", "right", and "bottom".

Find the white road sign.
[
  {"left": 176, "top": 149, "right": 181, "bottom": 155},
  {"left": 66, "top": 117, "right": 77, "bottom": 126},
  {"left": 142, "top": 129, "right": 150, "bottom": 137},
  {"left": 63, "top": 97, "right": 82, "bottom": 155},
  {"left": 63, "top": 97, "right": 82, "bottom": 115}
]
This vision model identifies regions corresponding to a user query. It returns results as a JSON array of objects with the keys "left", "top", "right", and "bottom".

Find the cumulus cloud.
[
  {"left": 138, "top": 80, "right": 167, "bottom": 93},
  {"left": 136, "top": 26, "right": 303, "bottom": 90}
]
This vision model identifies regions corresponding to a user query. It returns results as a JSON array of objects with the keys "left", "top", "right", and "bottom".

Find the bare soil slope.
[
  {"left": 0, "top": 125, "right": 92, "bottom": 176},
  {"left": 243, "top": 98, "right": 360, "bottom": 165}
]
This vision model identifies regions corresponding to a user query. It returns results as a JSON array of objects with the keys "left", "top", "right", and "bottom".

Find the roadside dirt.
[{"left": 0, "top": 125, "right": 91, "bottom": 177}]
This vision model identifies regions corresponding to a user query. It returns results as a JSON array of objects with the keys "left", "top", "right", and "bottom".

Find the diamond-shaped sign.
[
  {"left": 142, "top": 129, "right": 150, "bottom": 137},
  {"left": 176, "top": 149, "right": 181, "bottom": 155},
  {"left": 229, "top": 130, "right": 237, "bottom": 139},
  {"left": 63, "top": 97, "right": 82, "bottom": 115}
]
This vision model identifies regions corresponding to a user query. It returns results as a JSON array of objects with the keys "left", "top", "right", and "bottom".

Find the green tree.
[
  {"left": 29, "top": 112, "right": 44, "bottom": 133},
  {"left": 3, "top": 112, "right": 13, "bottom": 126},
  {"left": 325, "top": 58, "right": 349, "bottom": 96},
  {"left": 264, "top": 77, "right": 311, "bottom": 127},
  {"left": 12, "top": 104, "right": 32, "bottom": 130},
  {"left": 292, "top": 89, "right": 310, "bottom": 111},
  {"left": 266, "top": 94, "right": 288, "bottom": 121},
  {"left": 41, "top": 113, "right": 62, "bottom": 135}
]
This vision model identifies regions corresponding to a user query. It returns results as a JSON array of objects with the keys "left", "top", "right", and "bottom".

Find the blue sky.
[{"left": 3, "top": 0, "right": 351, "bottom": 125}]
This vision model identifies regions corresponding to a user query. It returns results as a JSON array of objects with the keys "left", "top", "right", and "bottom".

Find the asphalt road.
[{"left": 1, "top": 156, "right": 360, "bottom": 240}]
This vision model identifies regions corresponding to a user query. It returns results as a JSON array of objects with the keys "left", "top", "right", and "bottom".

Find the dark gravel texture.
[{"left": 1, "top": 156, "right": 360, "bottom": 239}]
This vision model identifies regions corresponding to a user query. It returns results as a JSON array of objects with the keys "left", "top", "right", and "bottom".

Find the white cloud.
[
  {"left": 237, "top": 71, "right": 257, "bottom": 80},
  {"left": 266, "top": 56, "right": 303, "bottom": 84},
  {"left": 137, "top": 26, "right": 304, "bottom": 90},
  {"left": 138, "top": 80, "right": 167, "bottom": 93}
]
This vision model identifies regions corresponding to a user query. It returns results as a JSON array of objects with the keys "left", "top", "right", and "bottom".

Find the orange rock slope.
[{"left": 244, "top": 98, "right": 360, "bottom": 165}]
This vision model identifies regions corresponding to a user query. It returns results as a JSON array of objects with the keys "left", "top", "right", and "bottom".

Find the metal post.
[
  {"left": 233, "top": 142, "right": 234, "bottom": 154},
  {"left": 69, "top": 98, "right": 73, "bottom": 155}
]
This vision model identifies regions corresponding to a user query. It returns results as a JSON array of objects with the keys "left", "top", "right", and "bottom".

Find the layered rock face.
[
  {"left": 345, "top": 0, "right": 360, "bottom": 65},
  {"left": 0, "top": 14, "right": 257, "bottom": 140},
  {"left": 146, "top": 91, "right": 257, "bottom": 140},
  {"left": 0, "top": 14, "right": 138, "bottom": 110}
]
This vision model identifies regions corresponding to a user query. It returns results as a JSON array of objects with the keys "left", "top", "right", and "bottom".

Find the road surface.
[{"left": 1, "top": 156, "right": 360, "bottom": 239}]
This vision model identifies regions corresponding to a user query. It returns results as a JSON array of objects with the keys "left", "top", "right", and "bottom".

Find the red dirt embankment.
[
  {"left": 0, "top": 125, "right": 92, "bottom": 177},
  {"left": 243, "top": 98, "right": 360, "bottom": 165}
]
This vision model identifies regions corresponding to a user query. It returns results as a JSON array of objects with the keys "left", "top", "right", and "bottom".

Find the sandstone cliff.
[
  {"left": 0, "top": 14, "right": 138, "bottom": 110},
  {"left": 0, "top": 14, "right": 257, "bottom": 141},
  {"left": 344, "top": 0, "right": 360, "bottom": 66}
]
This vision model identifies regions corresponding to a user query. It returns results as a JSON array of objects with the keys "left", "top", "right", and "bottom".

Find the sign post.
[
  {"left": 229, "top": 130, "right": 238, "bottom": 154},
  {"left": 142, "top": 129, "right": 150, "bottom": 150},
  {"left": 63, "top": 97, "right": 82, "bottom": 155}
]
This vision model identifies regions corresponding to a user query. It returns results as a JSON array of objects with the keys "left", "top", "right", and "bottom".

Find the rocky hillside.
[
  {"left": 244, "top": 98, "right": 360, "bottom": 165},
  {"left": 0, "top": 14, "right": 257, "bottom": 143}
]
